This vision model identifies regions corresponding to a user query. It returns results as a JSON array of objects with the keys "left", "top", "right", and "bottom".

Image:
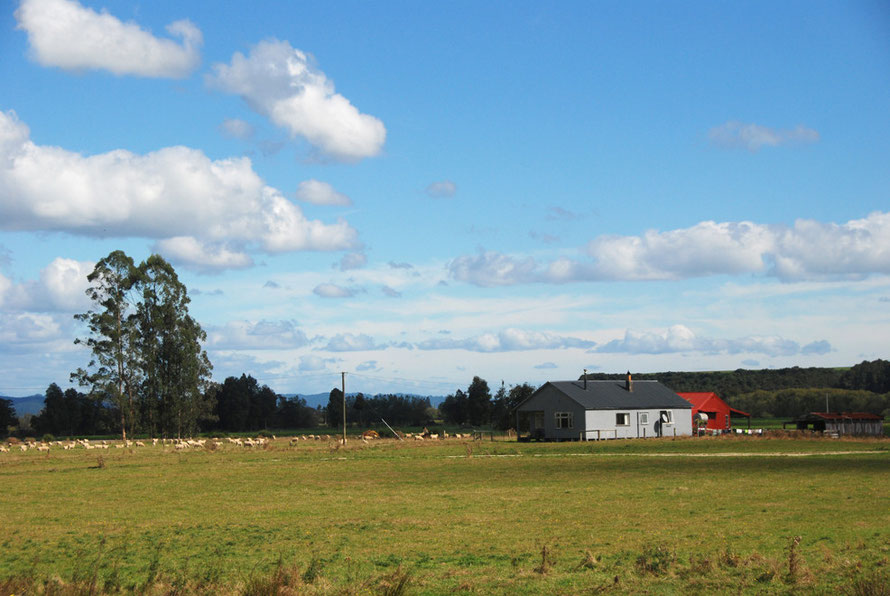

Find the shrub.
[{"left": 42, "top": 433, "right": 56, "bottom": 443}]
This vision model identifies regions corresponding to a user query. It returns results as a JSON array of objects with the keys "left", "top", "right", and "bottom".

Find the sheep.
[
  {"left": 135, "top": 441, "right": 145, "bottom": 447},
  {"left": 19, "top": 444, "right": 29, "bottom": 452},
  {"left": 0, "top": 445, "right": 8, "bottom": 453}
]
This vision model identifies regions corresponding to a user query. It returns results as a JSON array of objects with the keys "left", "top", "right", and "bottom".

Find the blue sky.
[{"left": 1, "top": 0, "right": 889, "bottom": 397}]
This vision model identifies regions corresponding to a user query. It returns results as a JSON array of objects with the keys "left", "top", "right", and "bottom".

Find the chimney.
[
  {"left": 583, "top": 368, "right": 587, "bottom": 390},
  {"left": 626, "top": 371, "right": 633, "bottom": 392}
]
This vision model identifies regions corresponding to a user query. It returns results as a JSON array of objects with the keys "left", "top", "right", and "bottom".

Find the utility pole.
[{"left": 341, "top": 371, "right": 347, "bottom": 444}]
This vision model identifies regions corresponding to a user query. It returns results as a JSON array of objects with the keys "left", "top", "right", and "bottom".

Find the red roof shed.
[{"left": 677, "top": 392, "right": 750, "bottom": 430}]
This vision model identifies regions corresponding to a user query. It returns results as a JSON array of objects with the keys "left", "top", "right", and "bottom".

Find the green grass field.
[{"left": 2, "top": 435, "right": 889, "bottom": 594}]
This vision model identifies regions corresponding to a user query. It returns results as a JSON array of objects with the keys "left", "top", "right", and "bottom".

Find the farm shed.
[
  {"left": 515, "top": 374, "right": 693, "bottom": 441},
  {"left": 784, "top": 412, "right": 885, "bottom": 437},
  {"left": 677, "top": 392, "right": 751, "bottom": 430}
]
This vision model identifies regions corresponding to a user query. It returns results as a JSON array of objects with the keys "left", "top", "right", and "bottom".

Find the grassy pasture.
[{"left": 1, "top": 436, "right": 889, "bottom": 594}]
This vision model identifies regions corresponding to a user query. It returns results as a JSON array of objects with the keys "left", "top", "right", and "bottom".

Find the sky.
[{"left": 1, "top": 0, "right": 889, "bottom": 398}]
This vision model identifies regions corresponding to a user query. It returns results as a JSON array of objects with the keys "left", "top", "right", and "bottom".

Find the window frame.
[
  {"left": 616, "top": 412, "right": 630, "bottom": 426},
  {"left": 554, "top": 411, "right": 574, "bottom": 429},
  {"left": 660, "top": 410, "right": 674, "bottom": 424},
  {"left": 639, "top": 412, "right": 649, "bottom": 425}
]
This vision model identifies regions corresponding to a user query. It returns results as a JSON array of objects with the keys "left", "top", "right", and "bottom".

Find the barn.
[
  {"left": 515, "top": 373, "right": 693, "bottom": 440},
  {"left": 677, "top": 392, "right": 751, "bottom": 431},
  {"left": 785, "top": 412, "right": 885, "bottom": 437}
]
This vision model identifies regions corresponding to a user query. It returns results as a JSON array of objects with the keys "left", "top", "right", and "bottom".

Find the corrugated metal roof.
[{"left": 542, "top": 380, "right": 693, "bottom": 410}]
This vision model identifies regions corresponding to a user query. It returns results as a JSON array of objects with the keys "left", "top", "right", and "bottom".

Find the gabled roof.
[
  {"left": 529, "top": 380, "right": 692, "bottom": 410},
  {"left": 677, "top": 392, "right": 751, "bottom": 417}
]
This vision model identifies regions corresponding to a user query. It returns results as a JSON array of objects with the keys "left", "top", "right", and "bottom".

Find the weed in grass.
[
  {"left": 787, "top": 535, "right": 803, "bottom": 582},
  {"left": 376, "top": 565, "right": 412, "bottom": 596},
  {"left": 575, "top": 550, "right": 600, "bottom": 571},
  {"left": 300, "top": 555, "right": 323, "bottom": 584},
  {"left": 242, "top": 557, "right": 303, "bottom": 596},
  {"left": 847, "top": 570, "right": 890, "bottom": 596},
  {"left": 534, "top": 544, "right": 555, "bottom": 575},
  {"left": 635, "top": 544, "right": 675, "bottom": 575}
]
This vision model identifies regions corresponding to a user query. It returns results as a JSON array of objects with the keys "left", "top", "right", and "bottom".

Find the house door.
[{"left": 637, "top": 411, "right": 650, "bottom": 438}]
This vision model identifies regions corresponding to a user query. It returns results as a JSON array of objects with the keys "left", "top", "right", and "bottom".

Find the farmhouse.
[
  {"left": 784, "top": 412, "right": 885, "bottom": 437},
  {"left": 677, "top": 392, "right": 751, "bottom": 431},
  {"left": 516, "top": 373, "right": 693, "bottom": 440}
]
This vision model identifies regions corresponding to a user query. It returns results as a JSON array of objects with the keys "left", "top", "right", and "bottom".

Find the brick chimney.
[{"left": 625, "top": 371, "right": 633, "bottom": 392}]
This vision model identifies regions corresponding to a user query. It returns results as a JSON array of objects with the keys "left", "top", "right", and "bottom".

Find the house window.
[
  {"left": 639, "top": 412, "right": 649, "bottom": 425},
  {"left": 660, "top": 410, "right": 673, "bottom": 424},
  {"left": 533, "top": 412, "right": 544, "bottom": 429},
  {"left": 616, "top": 412, "right": 630, "bottom": 426},
  {"left": 554, "top": 411, "right": 573, "bottom": 429}
]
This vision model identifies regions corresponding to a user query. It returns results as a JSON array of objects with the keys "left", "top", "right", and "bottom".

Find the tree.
[
  {"left": 73, "top": 251, "right": 213, "bottom": 439},
  {"left": 466, "top": 376, "right": 491, "bottom": 426},
  {"left": 72, "top": 250, "right": 140, "bottom": 440},
  {"left": 440, "top": 389, "right": 468, "bottom": 425},
  {"left": 136, "top": 255, "right": 213, "bottom": 437},
  {"left": 0, "top": 398, "right": 15, "bottom": 438},
  {"left": 327, "top": 388, "right": 344, "bottom": 428}
]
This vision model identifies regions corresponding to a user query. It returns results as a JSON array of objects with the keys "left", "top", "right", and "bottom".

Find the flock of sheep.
[{"left": 0, "top": 430, "right": 480, "bottom": 454}]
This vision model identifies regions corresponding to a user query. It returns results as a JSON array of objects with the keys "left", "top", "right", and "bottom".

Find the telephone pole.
[{"left": 341, "top": 371, "right": 347, "bottom": 444}]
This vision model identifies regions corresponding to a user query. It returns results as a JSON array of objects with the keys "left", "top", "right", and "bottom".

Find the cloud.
[
  {"left": 219, "top": 118, "right": 255, "bottom": 140},
  {"left": 534, "top": 362, "right": 558, "bottom": 370},
  {"left": 381, "top": 285, "right": 401, "bottom": 298},
  {"left": 595, "top": 324, "right": 831, "bottom": 357},
  {"left": 338, "top": 252, "right": 367, "bottom": 271},
  {"left": 708, "top": 121, "right": 819, "bottom": 151},
  {"left": 313, "top": 283, "right": 358, "bottom": 298},
  {"left": 208, "top": 39, "right": 385, "bottom": 161},
  {"left": 206, "top": 320, "right": 309, "bottom": 350},
  {"left": 323, "top": 333, "right": 389, "bottom": 352},
  {"left": 448, "top": 250, "right": 538, "bottom": 287},
  {"left": 742, "top": 359, "right": 760, "bottom": 367},
  {"left": 0, "top": 257, "right": 93, "bottom": 312},
  {"left": 0, "top": 110, "right": 358, "bottom": 272},
  {"left": 546, "top": 206, "right": 580, "bottom": 221},
  {"left": 388, "top": 261, "right": 414, "bottom": 270},
  {"left": 415, "top": 328, "right": 595, "bottom": 353},
  {"left": 263, "top": 280, "right": 281, "bottom": 289},
  {"left": 449, "top": 212, "right": 890, "bottom": 285},
  {"left": 425, "top": 180, "right": 457, "bottom": 198},
  {"left": 296, "top": 179, "right": 352, "bottom": 206},
  {"left": 15, "top": 0, "right": 202, "bottom": 78},
  {"left": 299, "top": 354, "right": 337, "bottom": 372},
  {"left": 154, "top": 237, "right": 254, "bottom": 273},
  {"left": 356, "top": 360, "right": 379, "bottom": 372}
]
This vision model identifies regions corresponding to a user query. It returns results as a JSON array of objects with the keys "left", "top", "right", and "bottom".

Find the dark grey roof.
[{"left": 535, "top": 380, "right": 692, "bottom": 410}]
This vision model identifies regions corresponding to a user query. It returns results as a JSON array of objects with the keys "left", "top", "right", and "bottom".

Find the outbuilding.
[
  {"left": 784, "top": 412, "right": 885, "bottom": 437},
  {"left": 515, "top": 373, "right": 693, "bottom": 440},
  {"left": 677, "top": 392, "right": 751, "bottom": 431}
]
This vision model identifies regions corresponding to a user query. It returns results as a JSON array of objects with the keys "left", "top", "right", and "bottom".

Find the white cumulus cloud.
[
  {"left": 0, "top": 257, "right": 93, "bottom": 312},
  {"left": 415, "top": 328, "right": 595, "bottom": 353},
  {"left": 322, "top": 333, "right": 388, "bottom": 352},
  {"left": 0, "top": 110, "right": 358, "bottom": 272},
  {"left": 450, "top": 213, "right": 890, "bottom": 285},
  {"left": 596, "top": 324, "right": 831, "bottom": 357},
  {"left": 208, "top": 39, "right": 385, "bottom": 161},
  {"left": 708, "top": 121, "right": 819, "bottom": 151},
  {"left": 297, "top": 179, "right": 352, "bottom": 206},
  {"left": 206, "top": 320, "right": 309, "bottom": 350},
  {"left": 15, "top": 0, "right": 202, "bottom": 78}
]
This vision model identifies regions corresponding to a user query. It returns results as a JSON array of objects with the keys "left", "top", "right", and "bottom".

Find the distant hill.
[
  {"left": 2, "top": 394, "right": 45, "bottom": 416},
  {"left": 581, "top": 361, "right": 889, "bottom": 399}
]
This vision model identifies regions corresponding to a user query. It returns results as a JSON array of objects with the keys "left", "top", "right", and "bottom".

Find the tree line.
[{"left": 582, "top": 360, "right": 890, "bottom": 399}]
